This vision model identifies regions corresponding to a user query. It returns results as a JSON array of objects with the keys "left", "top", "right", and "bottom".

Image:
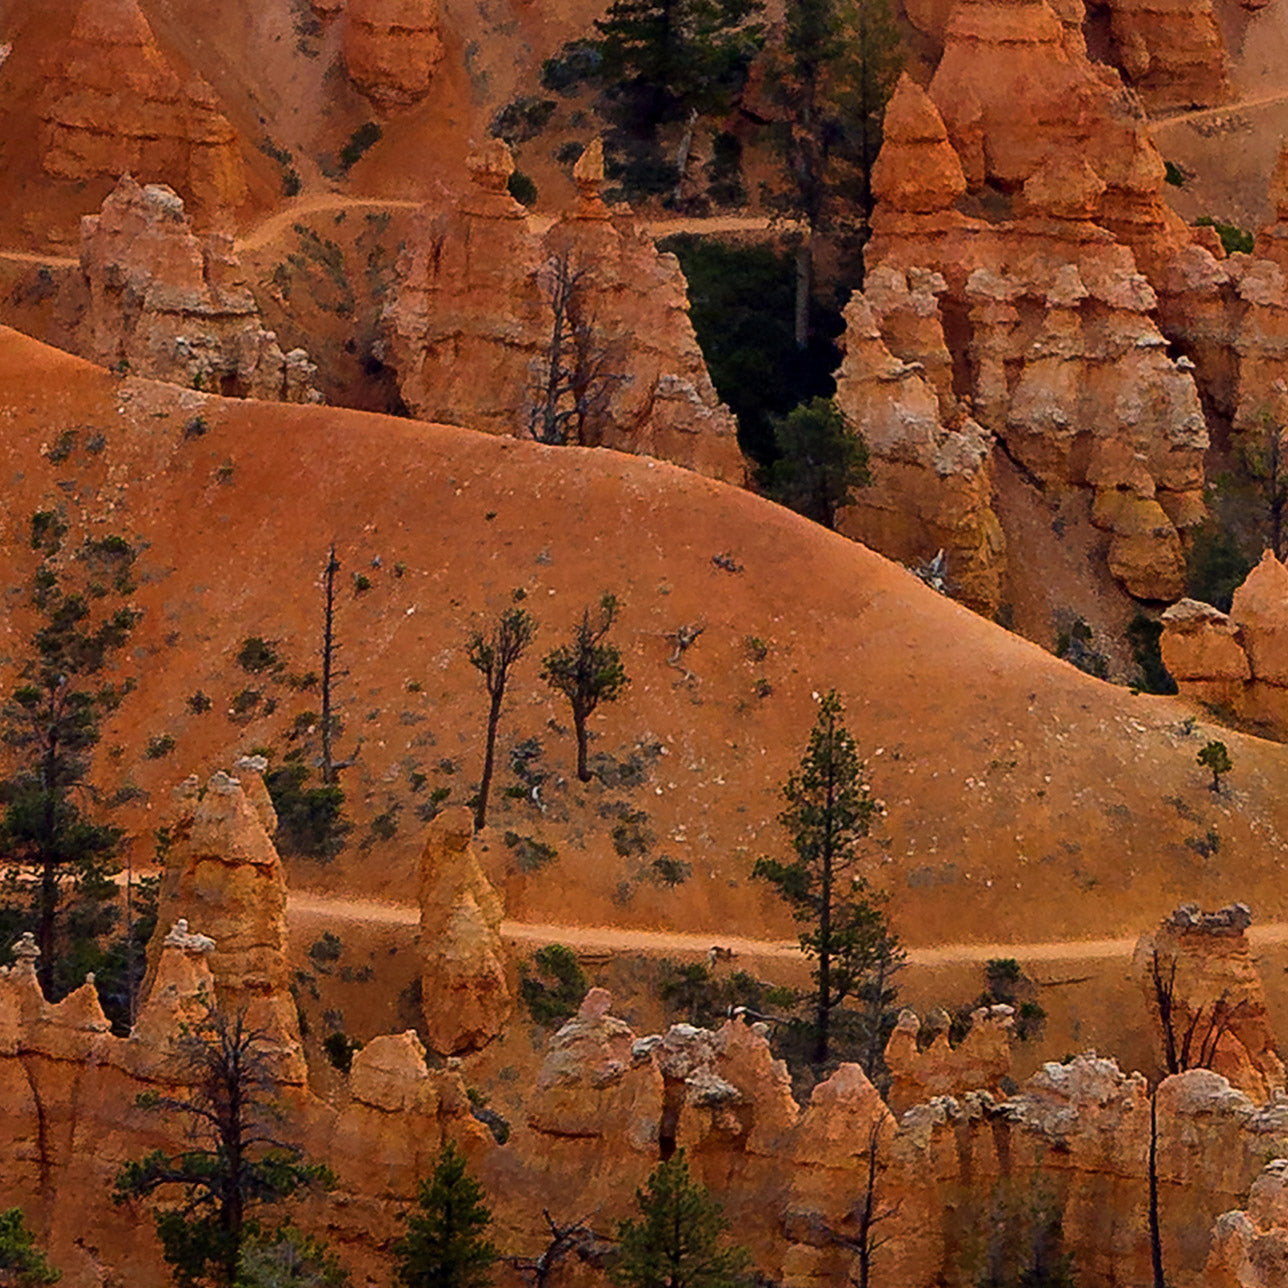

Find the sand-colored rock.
[
  {"left": 884, "top": 1005, "right": 1014, "bottom": 1114},
  {"left": 342, "top": 0, "right": 444, "bottom": 111},
  {"left": 1134, "top": 903, "right": 1286, "bottom": 1099},
  {"left": 1256, "top": 141, "right": 1288, "bottom": 272},
  {"left": 1160, "top": 598, "right": 1251, "bottom": 682},
  {"left": 834, "top": 286, "right": 1004, "bottom": 616},
  {"left": 383, "top": 143, "right": 746, "bottom": 482},
  {"left": 1231, "top": 551, "right": 1288, "bottom": 687},
  {"left": 871, "top": 74, "right": 968, "bottom": 214},
  {"left": 141, "top": 767, "right": 304, "bottom": 1080},
  {"left": 1102, "top": 0, "right": 1230, "bottom": 111},
  {"left": 40, "top": 0, "right": 247, "bottom": 227},
  {"left": 416, "top": 807, "right": 511, "bottom": 1056},
  {"left": 1208, "top": 1159, "right": 1288, "bottom": 1288},
  {"left": 76, "top": 177, "right": 321, "bottom": 401}
]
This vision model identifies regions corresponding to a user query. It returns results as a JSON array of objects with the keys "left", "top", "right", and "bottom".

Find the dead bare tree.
[
  {"left": 1149, "top": 948, "right": 1247, "bottom": 1075},
  {"left": 505, "top": 1209, "right": 608, "bottom": 1288},
  {"left": 826, "top": 1121, "right": 901, "bottom": 1288},
  {"left": 529, "top": 251, "right": 624, "bottom": 447}
]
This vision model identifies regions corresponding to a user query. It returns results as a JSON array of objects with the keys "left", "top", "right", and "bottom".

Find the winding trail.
[
  {"left": 285, "top": 889, "right": 1288, "bottom": 968},
  {"left": 1150, "top": 86, "right": 1288, "bottom": 132}
]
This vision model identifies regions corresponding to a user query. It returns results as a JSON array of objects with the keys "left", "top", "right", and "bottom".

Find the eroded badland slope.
[{"left": 2, "top": 326, "right": 1287, "bottom": 949}]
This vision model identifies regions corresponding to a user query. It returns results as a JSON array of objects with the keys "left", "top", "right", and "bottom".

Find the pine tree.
[
  {"left": 467, "top": 605, "right": 536, "bottom": 831},
  {"left": 762, "top": 397, "right": 870, "bottom": 530},
  {"left": 393, "top": 1141, "right": 497, "bottom": 1288},
  {"left": 763, "top": 0, "right": 903, "bottom": 347},
  {"left": 611, "top": 1150, "right": 750, "bottom": 1288},
  {"left": 541, "top": 594, "right": 629, "bottom": 783},
  {"left": 114, "top": 1007, "right": 333, "bottom": 1288},
  {"left": 753, "top": 690, "right": 899, "bottom": 1066},
  {"left": 0, "top": 511, "right": 139, "bottom": 999},
  {"left": 0, "top": 1208, "right": 60, "bottom": 1287},
  {"left": 593, "top": 0, "right": 764, "bottom": 135}
]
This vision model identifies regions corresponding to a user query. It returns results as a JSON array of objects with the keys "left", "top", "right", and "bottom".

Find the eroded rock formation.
[
  {"left": 416, "top": 807, "right": 511, "bottom": 1056},
  {"left": 143, "top": 763, "right": 304, "bottom": 1078},
  {"left": 884, "top": 1004, "right": 1014, "bottom": 1113},
  {"left": 383, "top": 140, "right": 746, "bottom": 483},
  {"left": 40, "top": 0, "right": 248, "bottom": 226},
  {"left": 1134, "top": 903, "right": 1286, "bottom": 1098},
  {"left": 73, "top": 177, "right": 321, "bottom": 400},
  {"left": 342, "top": 0, "right": 444, "bottom": 111},
  {"left": 1208, "top": 1158, "right": 1288, "bottom": 1287},
  {"left": 1161, "top": 552, "right": 1288, "bottom": 738}
]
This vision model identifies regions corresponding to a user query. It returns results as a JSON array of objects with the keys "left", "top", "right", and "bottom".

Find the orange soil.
[{"left": 2, "top": 326, "right": 1288, "bottom": 957}]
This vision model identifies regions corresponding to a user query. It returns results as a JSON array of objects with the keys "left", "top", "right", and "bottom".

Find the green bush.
[
  {"left": 237, "top": 636, "right": 281, "bottom": 674},
  {"left": 266, "top": 760, "right": 350, "bottom": 861},
  {"left": 507, "top": 170, "right": 539, "bottom": 207},
  {"left": 518, "top": 944, "right": 588, "bottom": 1027},
  {"left": 322, "top": 1031, "right": 360, "bottom": 1074},
  {"left": 339, "top": 122, "right": 382, "bottom": 171},
  {"left": 1196, "top": 215, "right": 1253, "bottom": 255},
  {"left": 1187, "top": 519, "right": 1252, "bottom": 612},
  {"left": 491, "top": 97, "right": 557, "bottom": 144},
  {"left": 0, "top": 1207, "right": 60, "bottom": 1286},
  {"left": 503, "top": 831, "right": 558, "bottom": 873}
]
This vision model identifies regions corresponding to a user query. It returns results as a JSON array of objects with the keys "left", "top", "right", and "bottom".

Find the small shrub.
[
  {"left": 45, "top": 429, "right": 77, "bottom": 464},
  {"left": 555, "top": 141, "right": 584, "bottom": 165},
  {"left": 1055, "top": 618, "right": 1108, "bottom": 680},
  {"left": 265, "top": 760, "right": 350, "bottom": 861},
  {"left": 491, "top": 96, "right": 557, "bottom": 144},
  {"left": 611, "top": 809, "right": 653, "bottom": 858},
  {"left": 466, "top": 1088, "right": 512, "bottom": 1145},
  {"left": 503, "top": 831, "right": 559, "bottom": 873},
  {"left": 519, "top": 944, "right": 588, "bottom": 1027},
  {"left": 309, "top": 931, "right": 342, "bottom": 965},
  {"left": 1196, "top": 215, "right": 1254, "bottom": 255},
  {"left": 540, "top": 41, "right": 600, "bottom": 95},
  {"left": 339, "top": 121, "right": 382, "bottom": 171},
  {"left": 507, "top": 170, "right": 538, "bottom": 207},
  {"left": 183, "top": 415, "right": 209, "bottom": 440},
  {"left": 214, "top": 459, "right": 235, "bottom": 484},
  {"left": 753, "top": 676, "right": 773, "bottom": 699},
  {"left": 186, "top": 690, "right": 213, "bottom": 714},
  {"left": 85, "top": 433, "right": 107, "bottom": 454},
  {"left": 649, "top": 855, "right": 691, "bottom": 887},
  {"left": 322, "top": 1031, "right": 361, "bottom": 1074},
  {"left": 744, "top": 635, "right": 768, "bottom": 663},
  {"left": 230, "top": 688, "right": 262, "bottom": 718},
  {"left": 236, "top": 636, "right": 281, "bottom": 674},
  {"left": 144, "top": 733, "right": 176, "bottom": 760},
  {"left": 1198, "top": 739, "right": 1232, "bottom": 792},
  {"left": 1164, "top": 160, "right": 1186, "bottom": 188},
  {"left": 368, "top": 805, "right": 400, "bottom": 842},
  {"left": 352, "top": 572, "right": 372, "bottom": 594}
]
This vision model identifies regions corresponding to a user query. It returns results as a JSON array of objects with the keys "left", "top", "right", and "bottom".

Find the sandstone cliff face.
[
  {"left": 416, "top": 807, "right": 511, "bottom": 1056},
  {"left": 40, "top": 0, "right": 248, "bottom": 228},
  {"left": 1161, "top": 552, "right": 1288, "bottom": 739},
  {"left": 1134, "top": 903, "right": 1286, "bottom": 1099},
  {"left": 1098, "top": 0, "right": 1230, "bottom": 111},
  {"left": 382, "top": 141, "right": 746, "bottom": 484},
  {"left": 73, "top": 177, "right": 321, "bottom": 401},
  {"left": 342, "top": 0, "right": 444, "bottom": 111}
]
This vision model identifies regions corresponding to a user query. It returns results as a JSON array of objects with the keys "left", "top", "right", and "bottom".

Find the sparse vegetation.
[
  {"left": 338, "top": 122, "right": 383, "bottom": 172},
  {"left": 518, "top": 944, "right": 588, "bottom": 1027},
  {"left": 1198, "top": 740, "right": 1232, "bottom": 793},
  {"left": 1196, "top": 215, "right": 1254, "bottom": 256},
  {"left": 144, "top": 733, "right": 176, "bottom": 760},
  {"left": 504, "top": 831, "right": 559, "bottom": 873},
  {"left": 237, "top": 636, "right": 282, "bottom": 674}
]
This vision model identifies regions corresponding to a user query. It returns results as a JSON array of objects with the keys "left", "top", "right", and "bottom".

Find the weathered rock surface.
[
  {"left": 884, "top": 1004, "right": 1014, "bottom": 1113},
  {"left": 342, "top": 0, "right": 443, "bottom": 111},
  {"left": 383, "top": 141, "right": 746, "bottom": 483},
  {"left": 143, "top": 764, "right": 304, "bottom": 1079},
  {"left": 1100, "top": 0, "right": 1230, "bottom": 111},
  {"left": 1134, "top": 903, "right": 1286, "bottom": 1098},
  {"left": 40, "top": 0, "right": 248, "bottom": 227},
  {"left": 1160, "top": 555, "right": 1288, "bottom": 738},
  {"left": 1208, "top": 1158, "right": 1288, "bottom": 1287},
  {"left": 416, "top": 807, "right": 511, "bottom": 1056},
  {"left": 72, "top": 177, "right": 321, "bottom": 400}
]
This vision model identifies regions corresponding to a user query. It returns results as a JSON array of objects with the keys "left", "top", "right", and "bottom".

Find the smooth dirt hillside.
[{"left": 2, "top": 326, "right": 1287, "bottom": 950}]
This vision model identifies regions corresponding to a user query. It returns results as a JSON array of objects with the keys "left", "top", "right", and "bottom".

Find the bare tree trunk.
[
  {"left": 574, "top": 710, "right": 590, "bottom": 783},
  {"left": 794, "top": 234, "right": 812, "bottom": 352},
  {"left": 475, "top": 688, "right": 504, "bottom": 832},
  {"left": 320, "top": 545, "right": 340, "bottom": 786},
  {"left": 670, "top": 108, "right": 699, "bottom": 207},
  {"left": 1149, "top": 1089, "right": 1166, "bottom": 1288}
]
